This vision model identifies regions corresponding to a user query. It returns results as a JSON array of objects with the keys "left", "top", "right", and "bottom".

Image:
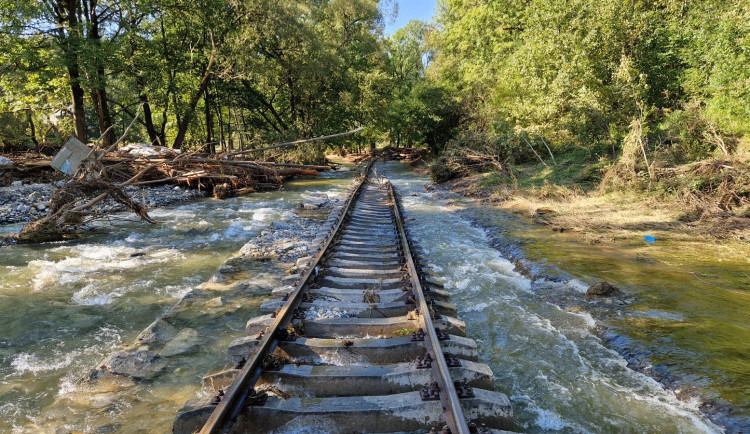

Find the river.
[
  {"left": 0, "top": 161, "right": 742, "bottom": 432},
  {"left": 0, "top": 169, "right": 355, "bottom": 432}
]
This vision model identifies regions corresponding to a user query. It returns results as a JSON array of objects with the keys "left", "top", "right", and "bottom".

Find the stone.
[
  {"left": 0, "top": 156, "right": 14, "bottom": 167},
  {"left": 276, "top": 241, "right": 295, "bottom": 251},
  {"left": 296, "top": 256, "right": 312, "bottom": 268},
  {"left": 299, "top": 194, "right": 331, "bottom": 210},
  {"left": 585, "top": 281, "right": 623, "bottom": 300},
  {"left": 272, "top": 221, "right": 291, "bottom": 230},
  {"left": 282, "top": 274, "right": 301, "bottom": 286},
  {"left": 34, "top": 203, "right": 46, "bottom": 211},
  {"left": 100, "top": 349, "right": 165, "bottom": 379},
  {"left": 16, "top": 204, "right": 29, "bottom": 212},
  {"left": 11, "top": 181, "right": 23, "bottom": 187},
  {"left": 206, "top": 296, "right": 223, "bottom": 307},
  {"left": 136, "top": 318, "right": 178, "bottom": 346},
  {"left": 161, "top": 328, "right": 201, "bottom": 357},
  {"left": 227, "top": 334, "right": 260, "bottom": 362}
]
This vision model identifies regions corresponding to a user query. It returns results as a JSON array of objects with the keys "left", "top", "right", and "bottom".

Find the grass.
[{"left": 449, "top": 149, "right": 750, "bottom": 246}]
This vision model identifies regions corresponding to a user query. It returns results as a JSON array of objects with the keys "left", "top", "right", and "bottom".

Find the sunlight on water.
[
  {"left": 380, "top": 162, "right": 720, "bottom": 433},
  {"left": 0, "top": 169, "right": 354, "bottom": 432}
]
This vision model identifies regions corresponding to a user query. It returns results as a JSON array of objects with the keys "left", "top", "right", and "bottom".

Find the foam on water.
[
  {"left": 252, "top": 207, "right": 277, "bottom": 222},
  {"left": 383, "top": 162, "right": 721, "bottom": 433},
  {"left": 11, "top": 326, "right": 121, "bottom": 375},
  {"left": 29, "top": 245, "right": 177, "bottom": 294}
]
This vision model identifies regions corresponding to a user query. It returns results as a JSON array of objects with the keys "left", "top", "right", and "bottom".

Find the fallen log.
[{"left": 225, "top": 127, "right": 363, "bottom": 157}]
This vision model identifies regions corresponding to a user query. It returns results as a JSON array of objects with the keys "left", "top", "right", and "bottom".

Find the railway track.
[{"left": 174, "top": 163, "right": 513, "bottom": 433}]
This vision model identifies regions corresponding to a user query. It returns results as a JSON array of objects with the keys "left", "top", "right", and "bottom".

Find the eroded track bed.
[{"left": 174, "top": 165, "right": 513, "bottom": 433}]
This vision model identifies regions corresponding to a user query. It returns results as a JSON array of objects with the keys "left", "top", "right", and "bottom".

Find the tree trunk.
[
  {"left": 57, "top": 0, "right": 87, "bottom": 141},
  {"left": 92, "top": 86, "right": 114, "bottom": 147},
  {"left": 173, "top": 54, "right": 215, "bottom": 150},
  {"left": 227, "top": 106, "right": 233, "bottom": 151},
  {"left": 234, "top": 108, "right": 244, "bottom": 150},
  {"left": 204, "top": 83, "right": 215, "bottom": 153},
  {"left": 69, "top": 67, "right": 87, "bottom": 141},
  {"left": 26, "top": 109, "right": 40, "bottom": 150},
  {"left": 287, "top": 74, "right": 296, "bottom": 122},
  {"left": 139, "top": 94, "right": 159, "bottom": 145},
  {"left": 216, "top": 103, "right": 225, "bottom": 153},
  {"left": 240, "top": 110, "right": 246, "bottom": 151},
  {"left": 87, "top": 3, "right": 114, "bottom": 147}
]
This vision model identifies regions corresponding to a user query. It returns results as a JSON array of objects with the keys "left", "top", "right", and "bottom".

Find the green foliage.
[
  {"left": 427, "top": 0, "right": 750, "bottom": 179},
  {"left": 0, "top": 0, "right": 747, "bottom": 167},
  {"left": 0, "top": 0, "right": 385, "bottom": 156}
]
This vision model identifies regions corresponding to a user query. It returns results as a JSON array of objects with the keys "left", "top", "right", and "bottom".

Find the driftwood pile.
[
  {"left": 357, "top": 146, "right": 428, "bottom": 162},
  {"left": 0, "top": 152, "right": 62, "bottom": 186},
  {"left": 13, "top": 150, "right": 328, "bottom": 243},
  {"left": 6, "top": 126, "right": 365, "bottom": 244},
  {"left": 430, "top": 149, "right": 504, "bottom": 183}
]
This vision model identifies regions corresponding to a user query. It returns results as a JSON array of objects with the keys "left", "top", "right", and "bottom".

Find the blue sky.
[{"left": 384, "top": 0, "right": 438, "bottom": 35}]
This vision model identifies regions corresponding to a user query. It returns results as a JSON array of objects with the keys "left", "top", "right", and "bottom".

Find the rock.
[
  {"left": 227, "top": 335, "right": 260, "bottom": 362},
  {"left": 585, "top": 281, "right": 623, "bottom": 300},
  {"left": 276, "top": 241, "right": 295, "bottom": 251},
  {"left": 0, "top": 156, "right": 14, "bottom": 167},
  {"left": 299, "top": 194, "right": 331, "bottom": 210},
  {"left": 11, "top": 181, "right": 23, "bottom": 187},
  {"left": 161, "top": 328, "right": 201, "bottom": 357},
  {"left": 100, "top": 349, "right": 165, "bottom": 379},
  {"left": 272, "top": 221, "right": 291, "bottom": 230},
  {"left": 28, "top": 191, "right": 42, "bottom": 200},
  {"left": 136, "top": 319, "right": 177, "bottom": 346},
  {"left": 296, "top": 256, "right": 312, "bottom": 268},
  {"left": 282, "top": 274, "right": 301, "bottom": 286},
  {"left": 206, "top": 296, "right": 223, "bottom": 307},
  {"left": 34, "top": 203, "right": 46, "bottom": 211},
  {"left": 16, "top": 204, "right": 29, "bottom": 212}
]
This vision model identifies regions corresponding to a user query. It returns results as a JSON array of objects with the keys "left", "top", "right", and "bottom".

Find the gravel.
[{"left": 0, "top": 182, "right": 205, "bottom": 225}]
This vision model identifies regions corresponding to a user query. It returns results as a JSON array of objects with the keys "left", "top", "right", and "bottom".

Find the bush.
[
  {"left": 430, "top": 156, "right": 461, "bottom": 183},
  {"left": 659, "top": 106, "right": 733, "bottom": 163}
]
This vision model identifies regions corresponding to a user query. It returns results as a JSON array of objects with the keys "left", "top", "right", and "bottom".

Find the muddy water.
[
  {"left": 0, "top": 169, "right": 354, "bottom": 432},
  {"left": 381, "top": 162, "right": 726, "bottom": 433}
]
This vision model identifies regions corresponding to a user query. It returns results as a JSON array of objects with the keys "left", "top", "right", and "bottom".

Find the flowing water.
[
  {"left": 380, "top": 162, "right": 728, "bottom": 433},
  {"left": 0, "top": 169, "right": 355, "bottom": 432},
  {"left": 0, "top": 161, "right": 744, "bottom": 433}
]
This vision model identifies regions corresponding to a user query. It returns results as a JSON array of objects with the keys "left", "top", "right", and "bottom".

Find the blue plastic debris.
[{"left": 644, "top": 235, "right": 656, "bottom": 243}]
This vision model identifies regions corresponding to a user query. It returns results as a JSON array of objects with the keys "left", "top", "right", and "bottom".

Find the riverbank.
[
  {"left": 428, "top": 166, "right": 750, "bottom": 431},
  {"left": 439, "top": 170, "right": 750, "bottom": 263},
  {"left": 0, "top": 182, "right": 205, "bottom": 225}
]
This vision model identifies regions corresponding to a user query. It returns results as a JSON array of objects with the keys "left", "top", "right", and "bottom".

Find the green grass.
[{"left": 476, "top": 151, "right": 612, "bottom": 191}]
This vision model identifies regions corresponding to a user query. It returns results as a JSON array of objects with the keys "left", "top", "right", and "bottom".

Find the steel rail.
[
  {"left": 388, "top": 180, "right": 471, "bottom": 434},
  {"left": 199, "top": 161, "right": 374, "bottom": 434}
]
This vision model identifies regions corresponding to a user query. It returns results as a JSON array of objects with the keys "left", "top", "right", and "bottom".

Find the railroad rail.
[{"left": 174, "top": 162, "right": 512, "bottom": 433}]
